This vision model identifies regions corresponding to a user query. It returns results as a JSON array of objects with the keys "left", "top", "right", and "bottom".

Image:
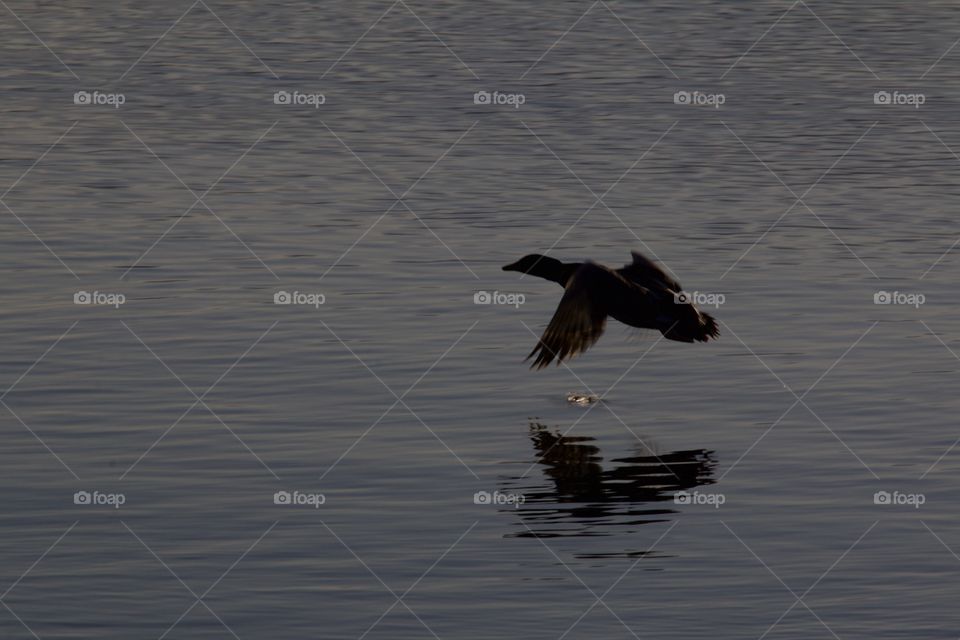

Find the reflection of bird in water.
[{"left": 502, "top": 422, "right": 716, "bottom": 555}]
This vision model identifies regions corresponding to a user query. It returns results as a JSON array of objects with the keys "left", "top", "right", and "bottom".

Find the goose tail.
[{"left": 661, "top": 311, "right": 720, "bottom": 343}]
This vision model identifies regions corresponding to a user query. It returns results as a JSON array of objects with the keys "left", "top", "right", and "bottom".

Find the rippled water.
[{"left": 3, "top": 1, "right": 960, "bottom": 638}]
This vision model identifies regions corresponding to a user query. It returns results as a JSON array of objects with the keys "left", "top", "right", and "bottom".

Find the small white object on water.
[{"left": 566, "top": 392, "right": 598, "bottom": 406}]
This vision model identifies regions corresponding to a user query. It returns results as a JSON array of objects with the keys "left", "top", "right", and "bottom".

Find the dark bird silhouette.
[{"left": 503, "top": 251, "right": 719, "bottom": 369}]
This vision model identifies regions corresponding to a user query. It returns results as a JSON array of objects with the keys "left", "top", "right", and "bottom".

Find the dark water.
[{"left": 3, "top": 1, "right": 960, "bottom": 638}]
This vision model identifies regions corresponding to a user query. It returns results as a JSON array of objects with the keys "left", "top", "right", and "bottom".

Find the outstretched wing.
[
  {"left": 527, "top": 264, "right": 610, "bottom": 369},
  {"left": 618, "top": 251, "right": 682, "bottom": 293}
]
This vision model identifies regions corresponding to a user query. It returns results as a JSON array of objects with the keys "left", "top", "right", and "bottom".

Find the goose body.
[{"left": 503, "top": 251, "right": 719, "bottom": 369}]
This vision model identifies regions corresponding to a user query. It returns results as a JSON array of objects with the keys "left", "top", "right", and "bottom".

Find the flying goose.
[{"left": 503, "top": 251, "right": 719, "bottom": 369}]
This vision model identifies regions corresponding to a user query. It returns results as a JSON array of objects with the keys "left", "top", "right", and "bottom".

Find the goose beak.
[{"left": 502, "top": 260, "right": 521, "bottom": 272}]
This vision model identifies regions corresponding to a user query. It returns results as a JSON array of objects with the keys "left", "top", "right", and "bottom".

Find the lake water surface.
[{"left": 2, "top": 1, "right": 960, "bottom": 638}]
